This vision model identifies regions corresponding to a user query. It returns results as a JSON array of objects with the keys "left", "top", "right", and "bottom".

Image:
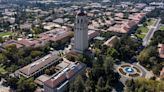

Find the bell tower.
[{"left": 74, "top": 8, "right": 88, "bottom": 53}]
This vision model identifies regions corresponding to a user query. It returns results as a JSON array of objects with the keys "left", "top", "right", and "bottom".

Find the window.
[
  {"left": 77, "top": 19, "right": 79, "bottom": 23},
  {"left": 81, "top": 19, "right": 83, "bottom": 23}
]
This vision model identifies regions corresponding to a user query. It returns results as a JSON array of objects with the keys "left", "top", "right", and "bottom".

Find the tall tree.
[
  {"left": 0, "top": 53, "right": 7, "bottom": 65},
  {"left": 70, "top": 76, "right": 85, "bottom": 92},
  {"left": 103, "top": 56, "right": 114, "bottom": 75},
  {"left": 85, "top": 79, "right": 95, "bottom": 92},
  {"left": 96, "top": 77, "right": 105, "bottom": 92},
  {"left": 16, "top": 77, "right": 36, "bottom": 92},
  {"left": 6, "top": 77, "right": 18, "bottom": 89}
]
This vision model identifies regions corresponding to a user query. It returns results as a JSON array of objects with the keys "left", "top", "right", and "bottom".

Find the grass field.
[
  {"left": 136, "top": 33, "right": 145, "bottom": 39},
  {"left": 146, "top": 19, "right": 155, "bottom": 26},
  {"left": 160, "top": 26, "right": 164, "bottom": 31},
  {"left": 138, "top": 26, "right": 149, "bottom": 33},
  {"left": 0, "top": 32, "right": 12, "bottom": 37},
  {"left": 135, "top": 18, "right": 156, "bottom": 39}
]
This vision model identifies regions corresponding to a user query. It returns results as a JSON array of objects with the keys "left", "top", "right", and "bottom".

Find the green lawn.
[
  {"left": 138, "top": 26, "right": 149, "bottom": 33},
  {"left": 147, "top": 19, "right": 155, "bottom": 26},
  {"left": 137, "top": 34, "right": 145, "bottom": 39},
  {"left": 135, "top": 19, "right": 156, "bottom": 39},
  {"left": 0, "top": 65, "right": 7, "bottom": 75},
  {"left": 0, "top": 32, "right": 13, "bottom": 37},
  {"left": 135, "top": 26, "right": 148, "bottom": 39},
  {"left": 160, "top": 26, "right": 164, "bottom": 31}
]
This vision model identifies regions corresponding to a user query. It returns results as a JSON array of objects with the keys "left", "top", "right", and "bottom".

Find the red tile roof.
[
  {"left": 130, "top": 13, "right": 146, "bottom": 21},
  {"left": 19, "top": 53, "right": 60, "bottom": 78},
  {"left": 17, "top": 39, "right": 34, "bottom": 47},
  {"left": 3, "top": 28, "right": 72, "bottom": 48},
  {"left": 126, "top": 20, "right": 137, "bottom": 28},
  {"left": 66, "top": 70, "right": 76, "bottom": 79},
  {"left": 45, "top": 73, "right": 67, "bottom": 88},
  {"left": 123, "top": 26, "right": 129, "bottom": 32},
  {"left": 3, "top": 40, "right": 24, "bottom": 48},
  {"left": 44, "top": 63, "right": 86, "bottom": 88}
]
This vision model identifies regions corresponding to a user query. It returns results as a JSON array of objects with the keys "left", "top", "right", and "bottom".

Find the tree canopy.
[{"left": 125, "top": 78, "right": 164, "bottom": 92}]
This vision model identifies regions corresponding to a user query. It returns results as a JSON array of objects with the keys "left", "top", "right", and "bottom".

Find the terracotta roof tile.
[
  {"left": 45, "top": 73, "right": 67, "bottom": 88},
  {"left": 19, "top": 53, "right": 60, "bottom": 77},
  {"left": 66, "top": 70, "right": 76, "bottom": 79}
]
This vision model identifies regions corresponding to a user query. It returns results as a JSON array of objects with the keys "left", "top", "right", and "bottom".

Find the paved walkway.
[
  {"left": 135, "top": 63, "right": 154, "bottom": 79},
  {"left": 143, "top": 18, "right": 161, "bottom": 46}
]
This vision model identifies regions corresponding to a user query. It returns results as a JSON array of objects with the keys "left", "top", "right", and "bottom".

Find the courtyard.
[{"left": 114, "top": 62, "right": 154, "bottom": 84}]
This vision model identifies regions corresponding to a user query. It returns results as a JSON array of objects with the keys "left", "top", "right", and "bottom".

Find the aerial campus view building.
[
  {"left": 18, "top": 51, "right": 86, "bottom": 92},
  {"left": 0, "top": 0, "right": 164, "bottom": 92},
  {"left": 43, "top": 61, "right": 86, "bottom": 92},
  {"left": 42, "top": 10, "right": 88, "bottom": 92},
  {"left": 16, "top": 9, "right": 89, "bottom": 92},
  {"left": 18, "top": 51, "right": 62, "bottom": 78}
]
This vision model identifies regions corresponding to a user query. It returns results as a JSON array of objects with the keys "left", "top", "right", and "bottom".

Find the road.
[{"left": 142, "top": 18, "right": 161, "bottom": 46}]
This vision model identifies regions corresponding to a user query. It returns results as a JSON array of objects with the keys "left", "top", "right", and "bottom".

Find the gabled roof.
[
  {"left": 126, "top": 20, "right": 137, "bottom": 28},
  {"left": 45, "top": 73, "right": 67, "bottom": 88},
  {"left": 19, "top": 53, "right": 60, "bottom": 77},
  {"left": 44, "top": 63, "right": 86, "bottom": 88}
]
